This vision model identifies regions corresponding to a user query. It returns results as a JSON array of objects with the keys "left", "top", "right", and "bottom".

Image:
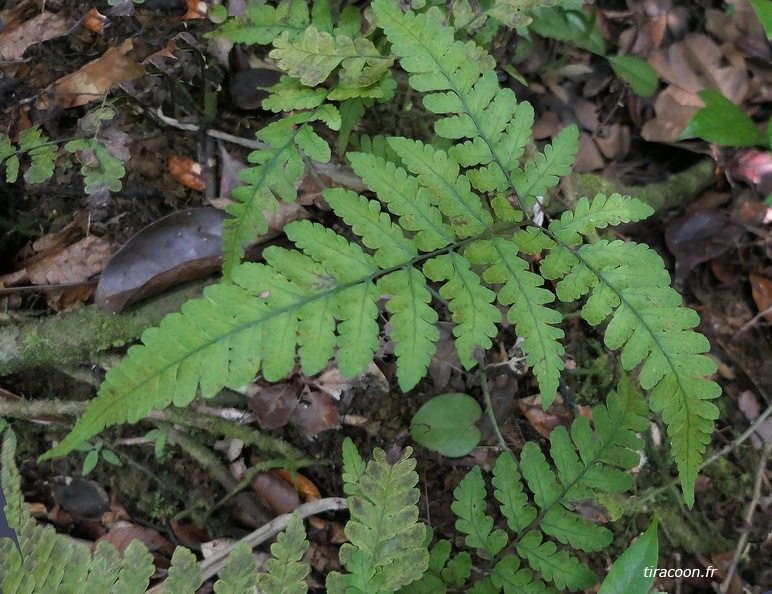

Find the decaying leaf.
[
  {"left": 169, "top": 156, "right": 206, "bottom": 192},
  {"left": 0, "top": 5, "right": 71, "bottom": 62},
  {"left": 95, "top": 208, "right": 228, "bottom": 313},
  {"left": 749, "top": 273, "right": 772, "bottom": 323},
  {"left": 53, "top": 39, "right": 146, "bottom": 108}
]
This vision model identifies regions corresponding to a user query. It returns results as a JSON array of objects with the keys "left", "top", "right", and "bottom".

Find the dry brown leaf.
[
  {"left": 574, "top": 132, "right": 605, "bottom": 173},
  {"left": 247, "top": 384, "right": 300, "bottom": 430},
  {"left": 168, "top": 156, "right": 206, "bottom": 192},
  {"left": 53, "top": 39, "right": 146, "bottom": 108},
  {"left": 595, "top": 124, "right": 631, "bottom": 160},
  {"left": 26, "top": 235, "right": 115, "bottom": 286},
  {"left": 251, "top": 471, "right": 301, "bottom": 515},
  {"left": 0, "top": 7, "right": 71, "bottom": 62},
  {"left": 641, "top": 85, "right": 704, "bottom": 142}
]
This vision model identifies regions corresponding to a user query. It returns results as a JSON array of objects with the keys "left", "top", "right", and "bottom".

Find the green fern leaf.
[
  {"left": 549, "top": 195, "right": 654, "bottom": 245},
  {"left": 378, "top": 268, "right": 439, "bottom": 390},
  {"left": 270, "top": 27, "right": 392, "bottom": 87},
  {"left": 224, "top": 112, "right": 332, "bottom": 278},
  {"left": 18, "top": 126, "right": 56, "bottom": 184},
  {"left": 65, "top": 138, "right": 126, "bottom": 193},
  {"left": 262, "top": 77, "right": 328, "bottom": 111},
  {"left": 213, "top": 540, "right": 259, "bottom": 594},
  {"left": 261, "top": 514, "right": 310, "bottom": 594},
  {"left": 346, "top": 152, "right": 455, "bottom": 252},
  {"left": 163, "top": 547, "right": 204, "bottom": 593},
  {"left": 516, "top": 531, "right": 597, "bottom": 592},
  {"left": 114, "top": 540, "right": 155, "bottom": 594},
  {"left": 490, "top": 555, "right": 556, "bottom": 594},
  {"left": 206, "top": 0, "right": 309, "bottom": 44},
  {"left": 470, "top": 238, "right": 564, "bottom": 407},
  {"left": 492, "top": 451, "right": 537, "bottom": 533},
  {"left": 452, "top": 466, "right": 508, "bottom": 560},
  {"left": 85, "top": 541, "right": 122, "bottom": 593},
  {"left": 423, "top": 252, "right": 500, "bottom": 368},
  {"left": 0, "top": 133, "right": 20, "bottom": 183},
  {"left": 512, "top": 125, "right": 579, "bottom": 203},
  {"left": 329, "top": 440, "right": 428, "bottom": 594},
  {"left": 543, "top": 238, "right": 719, "bottom": 506}
]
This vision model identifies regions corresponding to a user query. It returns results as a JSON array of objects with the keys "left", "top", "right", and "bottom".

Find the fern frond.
[
  {"left": 162, "top": 547, "right": 204, "bottom": 593},
  {"left": 212, "top": 541, "right": 259, "bottom": 594},
  {"left": 452, "top": 467, "right": 507, "bottom": 560},
  {"left": 113, "top": 540, "right": 155, "bottom": 594},
  {"left": 271, "top": 27, "right": 393, "bottom": 88},
  {"left": 206, "top": 0, "right": 310, "bottom": 44},
  {"left": 223, "top": 112, "right": 329, "bottom": 278},
  {"left": 65, "top": 138, "right": 126, "bottom": 194},
  {"left": 328, "top": 438, "right": 428, "bottom": 594},
  {"left": 261, "top": 514, "right": 310, "bottom": 594},
  {"left": 541, "top": 238, "right": 719, "bottom": 506}
]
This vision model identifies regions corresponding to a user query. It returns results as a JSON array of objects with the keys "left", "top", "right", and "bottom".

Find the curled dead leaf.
[{"left": 168, "top": 156, "right": 206, "bottom": 192}]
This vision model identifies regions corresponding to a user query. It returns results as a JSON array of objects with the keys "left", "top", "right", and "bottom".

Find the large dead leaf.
[
  {"left": 643, "top": 34, "right": 750, "bottom": 142},
  {"left": 95, "top": 207, "right": 227, "bottom": 313},
  {"left": 96, "top": 203, "right": 308, "bottom": 312},
  {"left": 0, "top": 4, "right": 71, "bottom": 62},
  {"left": 53, "top": 39, "right": 146, "bottom": 108}
]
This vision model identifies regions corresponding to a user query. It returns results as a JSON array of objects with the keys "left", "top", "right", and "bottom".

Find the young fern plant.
[{"left": 42, "top": 0, "right": 720, "bottom": 507}]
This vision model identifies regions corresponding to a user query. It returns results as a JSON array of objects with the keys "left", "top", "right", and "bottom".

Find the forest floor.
[{"left": 0, "top": 0, "right": 771, "bottom": 592}]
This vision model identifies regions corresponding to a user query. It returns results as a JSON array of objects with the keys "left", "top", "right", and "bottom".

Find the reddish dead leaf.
[
  {"left": 749, "top": 273, "right": 772, "bottom": 323},
  {"left": 82, "top": 8, "right": 108, "bottom": 34},
  {"left": 291, "top": 391, "right": 339, "bottom": 439},
  {"left": 251, "top": 471, "right": 301, "bottom": 515},
  {"left": 169, "top": 156, "right": 206, "bottom": 192},
  {"left": 0, "top": 6, "right": 71, "bottom": 62},
  {"left": 247, "top": 384, "right": 300, "bottom": 430},
  {"left": 574, "top": 132, "right": 605, "bottom": 173},
  {"left": 97, "top": 523, "right": 174, "bottom": 555},
  {"left": 664, "top": 211, "right": 744, "bottom": 283},
  {"left": 95, "top": 208, "right": 226, "bottom": 313},
  {"left": 170, "top": 520, "right": 209, "bottom": 544},
  {"left": 53, "top": 39, "right": 145, "bottom": 108},
  {"left": 518, "top": 394, "right": 592, "bottom": 438},
  {"left": 727, "top": 149, "right": 772, "bottom": 197},
  {"left": 183, "top": 0, "right": 210, "bottom": 20}
]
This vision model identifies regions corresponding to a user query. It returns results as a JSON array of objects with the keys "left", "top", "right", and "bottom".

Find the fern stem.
[
  {"left": 478, "top": 363, "right": 511, "bottom": 454},
  {"left": 160, "top": 407, "right": 306, "bottom": 460}
]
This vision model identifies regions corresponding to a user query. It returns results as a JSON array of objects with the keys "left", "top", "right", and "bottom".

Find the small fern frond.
[
  {"left": 206, "top": 0, "right": 310, "bottom": 45},
  {"left": 163, "top": 547, "right": 204, "bottom": 593},
  {"left": 328, "top": 439, "right": 428, "bottom": 594},
  {"left": 212, "top": 541, "right": 259, "bottom": 594},
  {"left": 223, "top": 111, "right": 330, "bottom": 278},
  {"left": 452, "top": 467, "right": 508, "bottom": 561},
  {"left": 114, "top": 541, "right": 155, "bottom": 594},
  {"left": 271, "top": 27, "right": 393, "bottom": 88},
  {"left": 0, "top": 126, "right": 57, "bottom": 184},
  {"left": 541, "top": 238, "right": 719, "bottom": 506},
  {"left": 65, "top": 138, "right": 127, "bottom": 194},
  {"left": 261, "top": 514, "right": 310, "bottom": 594}
]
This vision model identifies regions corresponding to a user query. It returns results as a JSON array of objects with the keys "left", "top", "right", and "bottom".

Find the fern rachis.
[{"left": 41, "top": 0, "right": 720, "bottom": 509}]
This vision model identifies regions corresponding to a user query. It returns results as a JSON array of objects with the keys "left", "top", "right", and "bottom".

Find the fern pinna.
[{"left": 42, "top": 0, "right": 720, "bottom": 506}]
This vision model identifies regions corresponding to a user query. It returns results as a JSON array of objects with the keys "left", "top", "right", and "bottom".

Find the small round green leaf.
[
  {"left": 607, "top": 55, "right": 659, "bottom": 98},
  {"left": 597, "top": 514, "right": 658, "bottom": 594},
  {"left": 410, "top": 393, "right": 482, "bottom": 457},
  {"left": 82, "top": 450, "right": 99, "bottom": 476},
  {"left": 208, "top": 4, "right": 228, "bottom": 24}
]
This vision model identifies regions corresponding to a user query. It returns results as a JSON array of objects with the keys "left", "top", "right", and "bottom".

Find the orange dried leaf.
[
  {"left": 275, "top": 469, "right": 321, "bottom": 502},
  {"left": 749, "top": 273, "right": 772, "bottom": 323},
  {"left": 82, "top": 8, "right": 108, "bottom": 33},
  {"left": 183, "top": 0, "right": 209, "bottom": 20},
  {"left": 168, "top": 156, "right": 206, "bottom": 191}
]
